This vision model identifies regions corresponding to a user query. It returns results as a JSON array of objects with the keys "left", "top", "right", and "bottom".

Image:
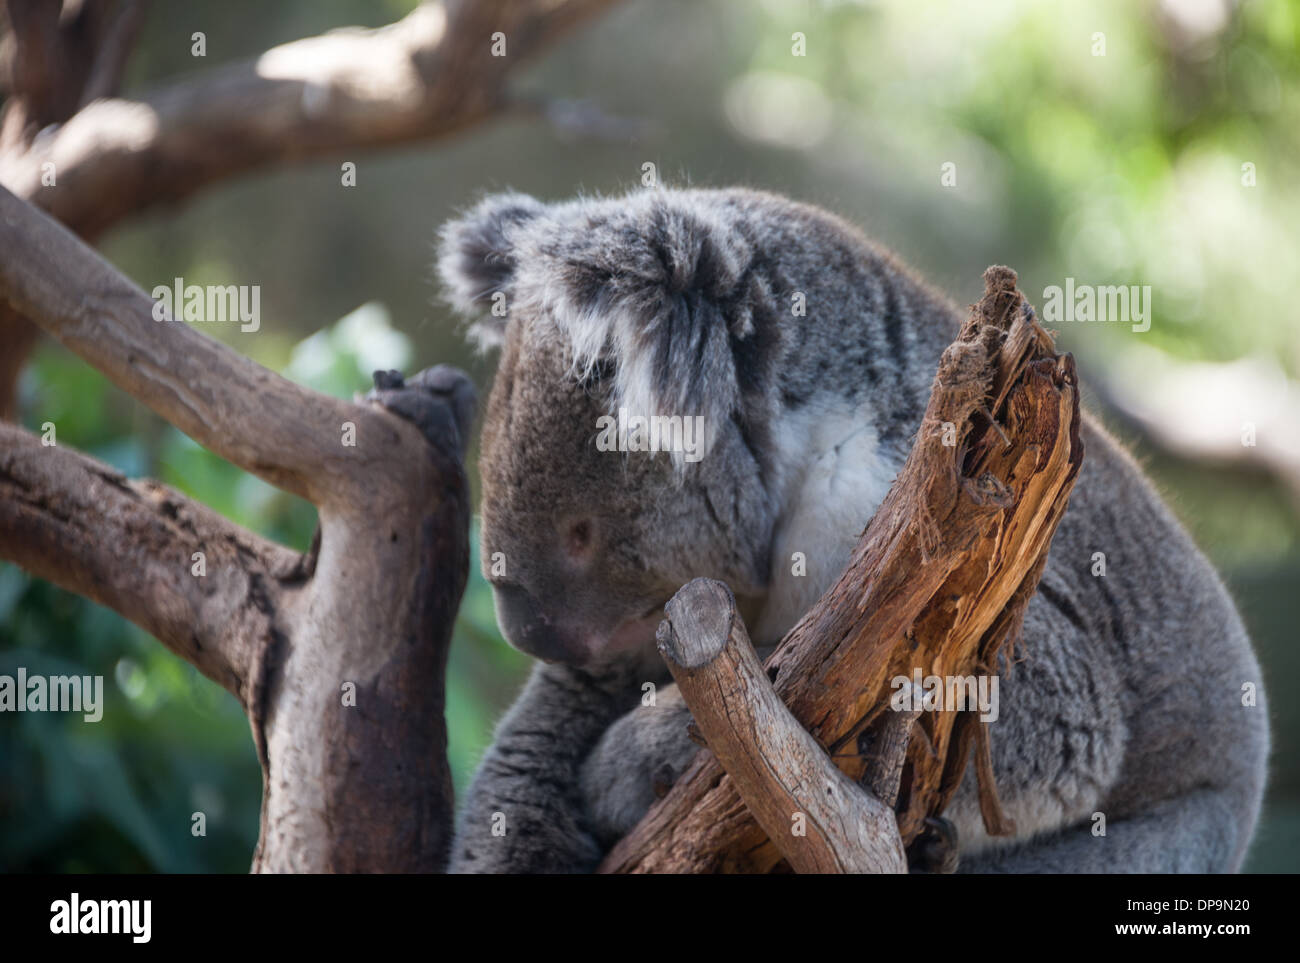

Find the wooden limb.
[
  {"left": 0, "top": 0, "right": 619, "bottom": 238},
  {"left": 602, "top": 266, "right": 1083, "bottom": 873},
  {"left": 0, "top": 183, "right": 419, "bottom": 511},
  {"left": 0, "top": 421, "right": 301, "bottom": 700},
  {"left": 656, "top": 578, "right": 908, "bottom": 874},
  {"left": 253, "top": 409, "right": 472, "bottom": 872},
  {"left": 858, "top": 683, "right": 923, "bottom": 810}
]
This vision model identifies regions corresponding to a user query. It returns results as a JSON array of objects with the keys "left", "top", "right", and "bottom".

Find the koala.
[{"left": 438, "top": 186, "right": 1269, "bottom": 873}]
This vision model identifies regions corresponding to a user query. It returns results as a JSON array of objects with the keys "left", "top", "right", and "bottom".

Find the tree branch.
[
  {"left": 656, "top": 578, "right": 910, "bottom": 874},
  {"left": 0, "top": 0, "right": 619, "bottom": 237},
  {"left": 0, "top": 183, "right": 428, "bottom": 510},
  {"left": 0, "top": 420, "right": 302, "bottom": 701}
]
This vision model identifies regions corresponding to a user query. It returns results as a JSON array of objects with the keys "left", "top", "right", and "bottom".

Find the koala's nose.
[{"left": 492, "top": 582, "right": 575, "bottom": 663}]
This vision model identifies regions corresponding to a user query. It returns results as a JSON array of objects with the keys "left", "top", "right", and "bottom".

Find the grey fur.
[{"left": 440, "top": 186, "right": 1269, "bottom": 874}]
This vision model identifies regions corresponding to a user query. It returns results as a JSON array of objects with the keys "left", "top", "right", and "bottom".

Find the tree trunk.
[{"left": 0, "top": 183, "right": 473, "bottom": 871}]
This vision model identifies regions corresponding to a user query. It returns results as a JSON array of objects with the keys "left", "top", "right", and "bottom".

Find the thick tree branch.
[
  {"left": 656, "top": 578, "right": 909, "bottom": 874},
  {"left": 0, "top": 420, "right": 302, "bottom": 701},
  {"left": 0, "top": 0, "right": 618, "bottom": 237},
  {"left": 0, "top": 183, "right": 428, "bottom": 510}
]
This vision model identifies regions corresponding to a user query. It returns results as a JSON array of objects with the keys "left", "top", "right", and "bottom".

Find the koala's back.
[
  {"left": 693, "top": 189, "right": 1270, "bottom": 867},
  {"left": 946, "top": 412, "right": 1269, "bottom": 868}
]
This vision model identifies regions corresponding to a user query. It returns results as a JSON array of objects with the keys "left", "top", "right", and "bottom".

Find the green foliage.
[{"left": 737, "top": 0, "right": 1300, "bottom": 373}]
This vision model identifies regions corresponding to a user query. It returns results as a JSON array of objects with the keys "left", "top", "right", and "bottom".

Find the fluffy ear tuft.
[
  {"left": 520, "top": 197, "right": 779, "bottom": 466},
  {"left": 437, "top": 192, "right": 545, "bottom": 346}
]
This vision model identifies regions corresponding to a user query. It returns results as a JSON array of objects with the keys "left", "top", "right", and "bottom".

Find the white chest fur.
[{"left": 753, "top": 402, "right": 901, "bottom": 645}]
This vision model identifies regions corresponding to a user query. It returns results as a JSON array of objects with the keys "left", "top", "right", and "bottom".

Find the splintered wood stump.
[{"left": 600, "top": 266, "right": 1084, "bottom": 874}]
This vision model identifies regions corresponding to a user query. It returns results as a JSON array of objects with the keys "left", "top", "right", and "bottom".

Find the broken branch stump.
[{"left": 656, "top": 578, "right": 910, "bottom": 874}]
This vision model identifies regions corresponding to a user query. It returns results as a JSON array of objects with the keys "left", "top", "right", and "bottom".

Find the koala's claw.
[
  {"left": 367, "top": 365, "right": 477, "bottom": 460},
  {"left": 908, "top": 816, "right": 960, "bottom": 874},
  {"left": 371, "top": 368, "right": 405, "bottom": 392}
]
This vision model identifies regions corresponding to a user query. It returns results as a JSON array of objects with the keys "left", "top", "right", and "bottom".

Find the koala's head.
[{"left": 438, "top": 188, "right": 794, "bottom": 667}]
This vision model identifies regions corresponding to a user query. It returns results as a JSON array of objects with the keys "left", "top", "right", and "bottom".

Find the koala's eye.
[{"left": 563, "top": 518, "right": 595, "bottom": 558}]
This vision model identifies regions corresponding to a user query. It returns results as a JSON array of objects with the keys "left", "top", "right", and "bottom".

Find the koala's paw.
[
  {"left": 366, "top": 365, "right": 476, "bottom": 459},
  {"left": 580, "top": 689, "right": 700, "bottom": 846},
  {"left": 908, "top": 816, "right": 960, "bottom": 874}
]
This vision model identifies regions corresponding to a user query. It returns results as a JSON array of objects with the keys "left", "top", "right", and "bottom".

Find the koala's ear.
[
  {"left": 543, "top": 199, "right": 779, "bottom": 466},
  {"left": 437, "top": 192, "right": 545, "bottom": 347}
]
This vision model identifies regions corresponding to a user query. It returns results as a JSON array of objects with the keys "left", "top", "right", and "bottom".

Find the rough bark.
[
  {"left": 656, "top": 578, "right": 911, "bottom": 874},
  {"left": 0, "top": 423, "right": 299, "bottom": 698},
  {"left": 0, "top": 182, "right": 472, "bottom": 872},
  {"left": 601, "top": 266, "right": 1084, "bottom": 874}
]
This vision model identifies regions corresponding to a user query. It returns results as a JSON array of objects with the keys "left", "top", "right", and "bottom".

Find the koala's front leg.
[
  {"left": 451, "top": 661, "right": 646, "bottom": 874},
  {"left": 580, "top": 682, "right": 702, "bottom": 848},
  {"left": 582, "top": 679, "right": 943, "bottom": 869}
]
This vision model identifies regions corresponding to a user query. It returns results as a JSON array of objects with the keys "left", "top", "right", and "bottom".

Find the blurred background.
[{"left": 1, "top": 0, "right": 1296, "bottom": 872}]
